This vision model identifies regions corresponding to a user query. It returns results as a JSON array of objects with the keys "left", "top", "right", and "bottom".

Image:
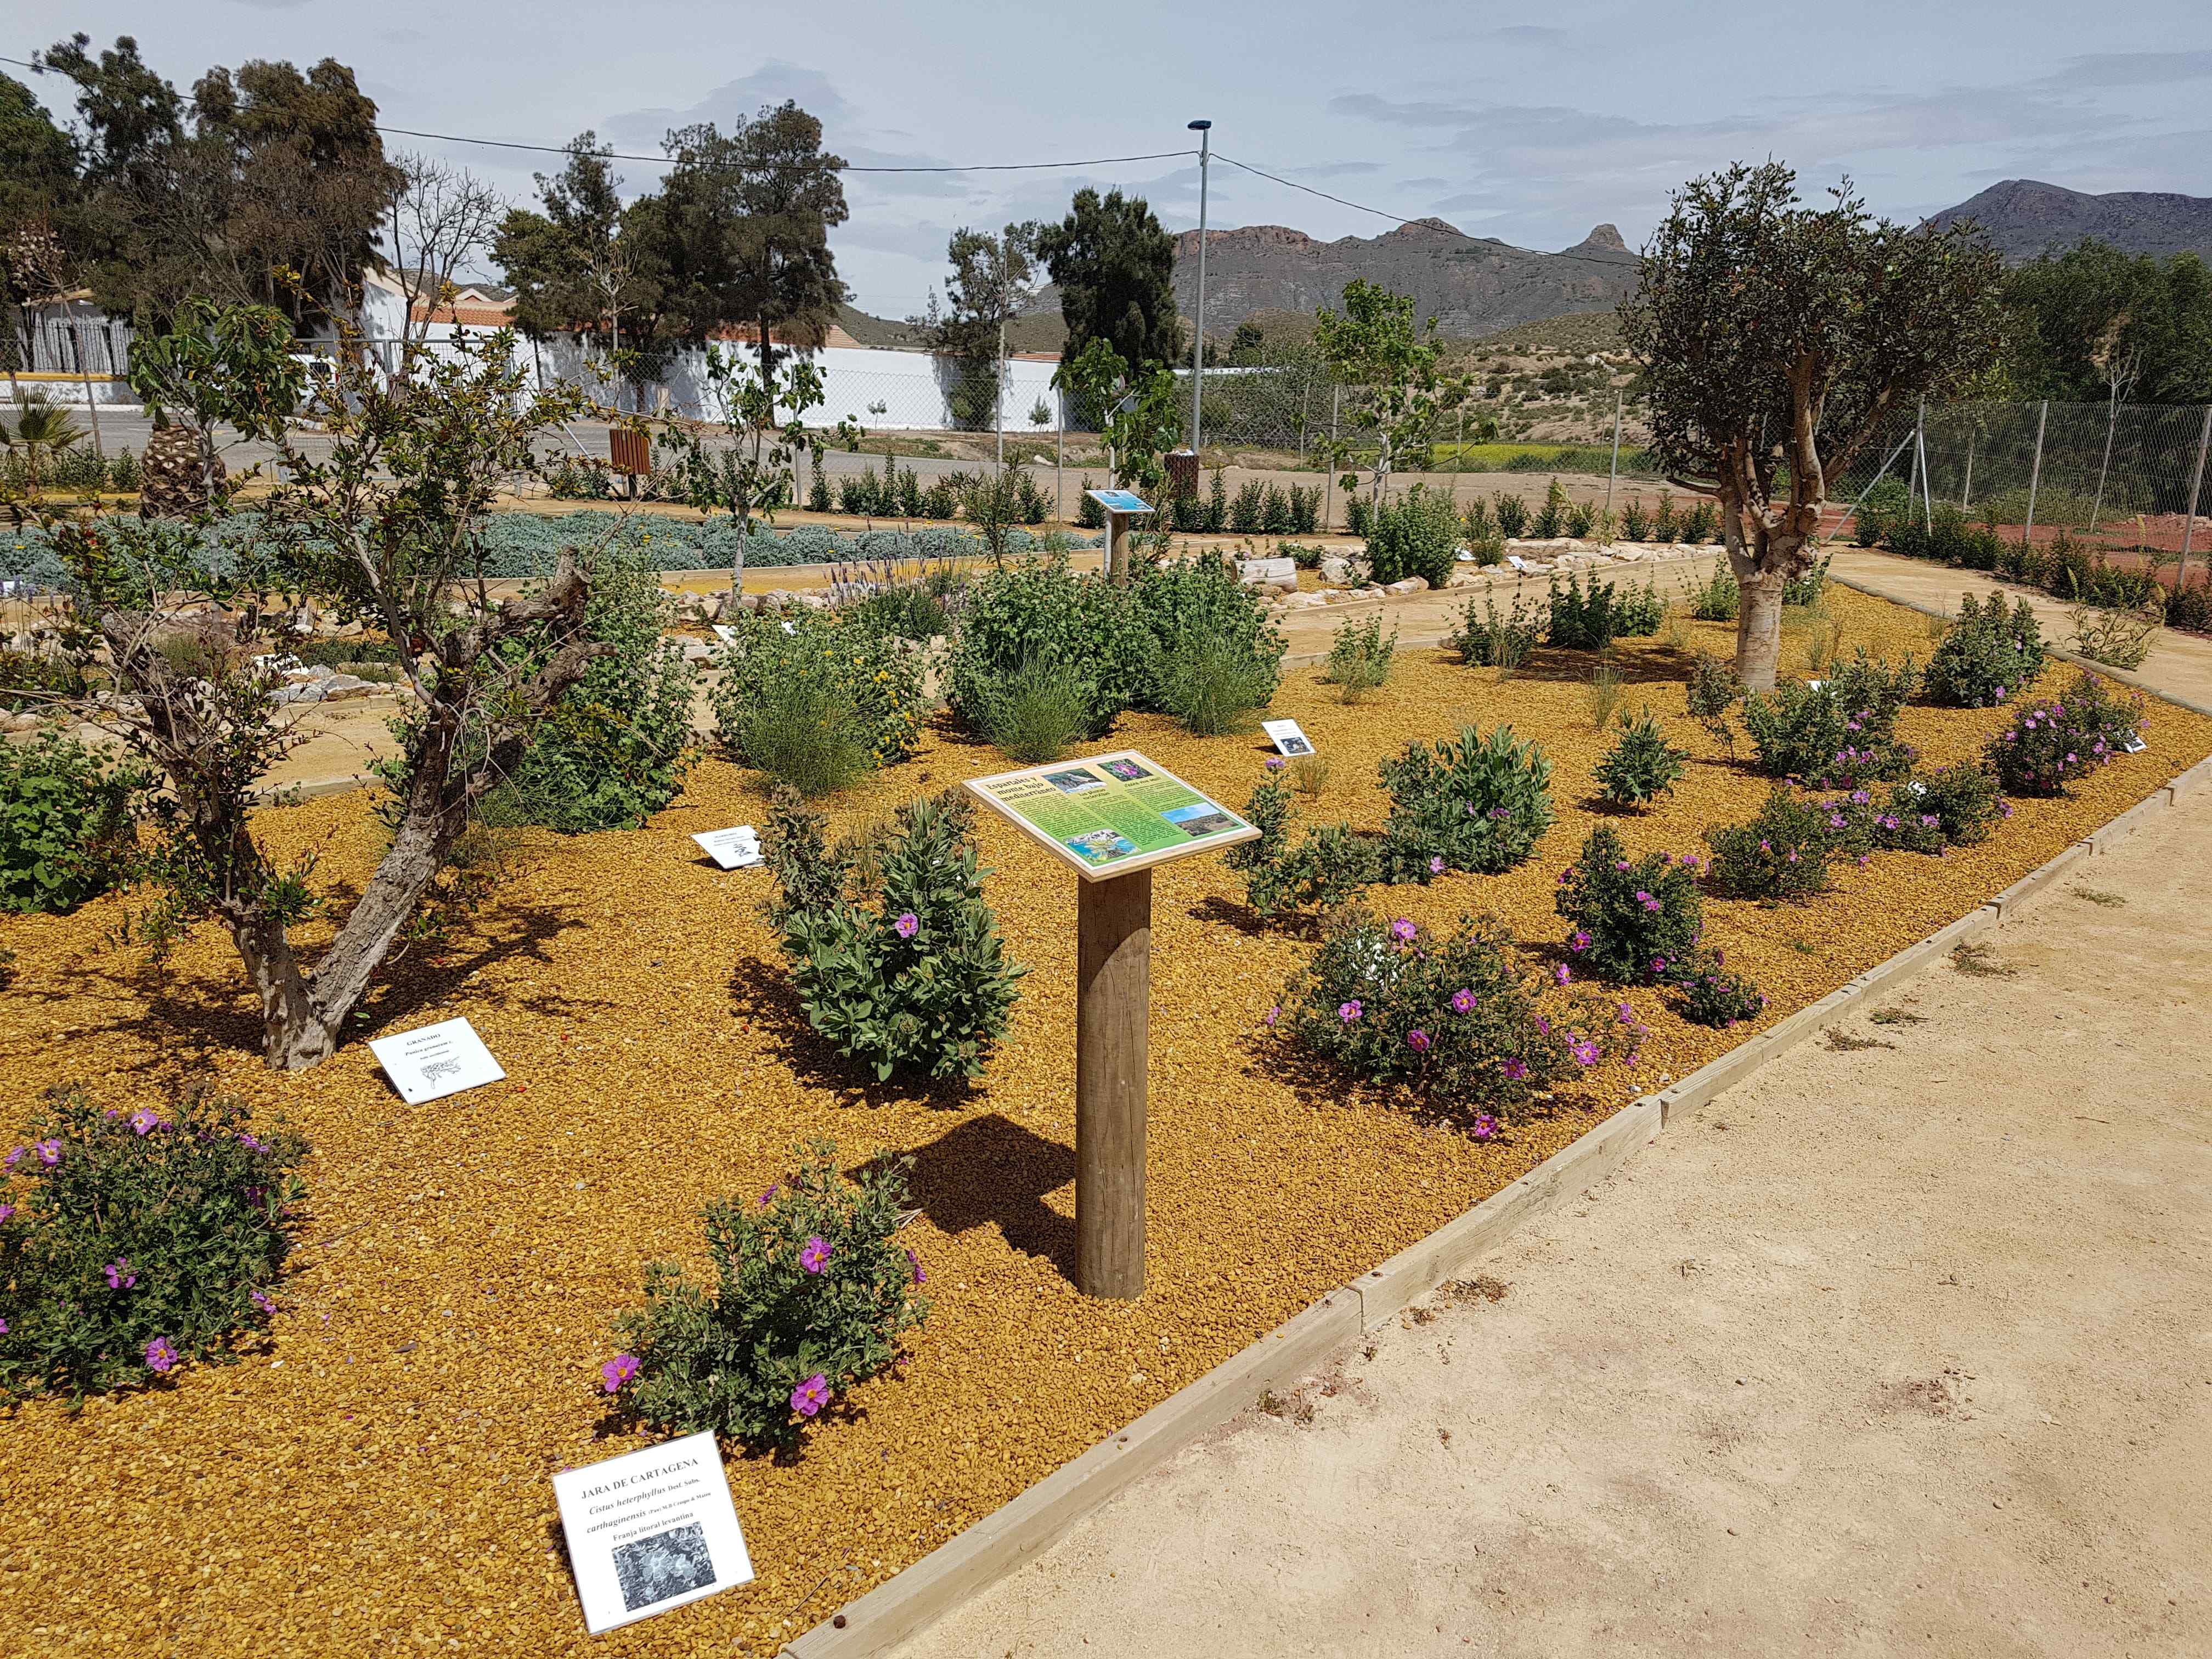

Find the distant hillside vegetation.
[{"left": 1923, "top": 180, "right": 2212, "bottom": 263}]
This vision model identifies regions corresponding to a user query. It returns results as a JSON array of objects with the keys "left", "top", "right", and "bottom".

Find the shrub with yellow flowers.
[{"left": 712, "top": 609, "right": 928, "bottom": 795}]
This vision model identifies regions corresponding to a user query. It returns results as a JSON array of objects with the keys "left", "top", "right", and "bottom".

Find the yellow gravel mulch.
[{"left": 1, "top": 586, "right": 2205, "bottom": 1655}]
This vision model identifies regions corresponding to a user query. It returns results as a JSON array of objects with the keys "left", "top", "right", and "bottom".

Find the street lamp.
[{"left": 1187, "top": 120, "right": 1211, "bottom": 456}]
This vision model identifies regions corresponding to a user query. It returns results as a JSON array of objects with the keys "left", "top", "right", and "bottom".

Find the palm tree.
[{"left": 1, "top": 393, "right": 84, "bottom": 492}]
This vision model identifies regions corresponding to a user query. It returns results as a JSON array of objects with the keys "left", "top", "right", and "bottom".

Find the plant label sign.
[
  {"left": 553, "top": 1431, "right": 754, "bottom": 1634},
  {"left": 691, "top": 825, "right": 763, "bottom": 870},
  {"left": 366, "top": 1017, "right": 505, "bottom": 1105},
  {"left": 1261, "top": 719, "right": 1316, "bottom": 758},
  {"left": 710, "top": 624, "right": 740, "bottom": 645},
  {"left": 966, "top": 749, "right": 1258, "bottom": 881},
  {"left": 1084, "top": 488, "right": 1153, "bottom": 516}
]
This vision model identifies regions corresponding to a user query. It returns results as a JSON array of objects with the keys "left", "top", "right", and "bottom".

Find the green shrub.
[
  {"left": 1682, "top": 500, "right": 1719, "bottom": 543},
  {"left": 1378, "top": 724, "right": 1554, "bottom": 882},
  {"left": 1343, "top": 495, "right": 1373, "bottom": 538},
  {"left": 1685, "top": 565, "right": 1739, "bottom": 621},
  {"left": 1673, "top": 960, "right": 1768, "bottom": 1027},
  {"left": 0, "top": 1085, "right": 307, "bottom": 1402},
  {"left": 1134, "top": 554, "right": 1284, "bottom": 721},
  {"left": 0, "top": 732, "right": 152, "bottom": 913},
  {"left": 1620, "top": 499, "right": 1652, "bottom": 540},
  {"left": 1593, "top": 710, "right": 1689, "bottom": 808},
  {"left": 1684, "top": 650, "right": 1742, "bottom": 746},
  {"left": 1814, "top": 762, "right": 2006, "bottom": 858},
  {"left": 1324, "top": 614, "right": 1396, "bottom": 701},
  {"left": 1987, "top": 670, "right": 2143, "bottom": 797},
  {"left": 1705, "top": 786, "right": 1837, "bottom": 901},
  {"left": 764, "top": 788, "right": 1025, "bottom": 1082},
  {"left": 1448, "top": 592, "right": 1541, "bottom": 670},
  {"left": 1272, "top": 906, "right": 1635, "bottom": 1113},
  {"left": 1556, "top": 825, "right": 1703, "bottom": 984},
  {"left": 481, "top": 550, "right": 699, "bottom": 832},
  {"left": 606, "top": 1140, "right": 928, "bottom": 1452},
  {"left": 0, "top": 647, "right": 86, "bottom": 711},
  {"left": 1492, "top": 492, "right": 1530, "bottom": 539},
  {"left": 1226, "top": 777, "right": 1380, "bottom": 923},
  {"left": 1530, "top": 478, "right": 1570, "bottom": 539},
  {"left": 945, "top": 557, "right": 1144, "bottom": 744},
  {"left": 715, "top": 610, "right": 925, "bottom": 794},
  {"left": 1740, "top": 652, "right": 1917, "bottom": 783},
  {"left": 1781, "top": 555, "right": 1832, "bottom": 606},
  {"left": 1153, "top": 631, "right": 1275, "bottom": 736},
  {"left": 1923, "top": 593, "right": 2042, "bottom": 708},
  {"left": 1364, "top": 484, "right": 1459, "bottom": 588},
  {"left": 1545, "top": 573, "right": 1629, "bottom": 651}
]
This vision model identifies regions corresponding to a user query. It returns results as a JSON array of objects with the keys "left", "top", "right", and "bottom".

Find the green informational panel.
[{"left": 964, "top": 749, "right": 1259, "bottom": 881}]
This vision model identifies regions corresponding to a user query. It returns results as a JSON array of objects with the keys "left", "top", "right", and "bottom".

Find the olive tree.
[
  {"left": 1620, "top": 162, "right": 2004, "bottom": 689},
  {"left": 63, "top": 324, "right": 607, "bottom": 1070}
]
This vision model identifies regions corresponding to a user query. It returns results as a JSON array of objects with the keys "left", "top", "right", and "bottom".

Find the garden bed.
[{"left": 2, "top": 585, "right": 2207, "bottom": 1655}]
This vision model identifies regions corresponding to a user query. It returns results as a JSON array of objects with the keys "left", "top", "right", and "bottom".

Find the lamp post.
[{"left": 1187, "top": 120, "right": 1211, "bottom": 455}]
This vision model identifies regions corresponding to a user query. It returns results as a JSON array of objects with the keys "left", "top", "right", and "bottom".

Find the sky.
[{"left": 4, "top": 0, "right": 2209, "bottom": 318}]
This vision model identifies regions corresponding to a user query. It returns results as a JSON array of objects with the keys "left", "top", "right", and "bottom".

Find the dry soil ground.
[{"left": 888, "top": 784, "right": 2212, "bottom": 1659}]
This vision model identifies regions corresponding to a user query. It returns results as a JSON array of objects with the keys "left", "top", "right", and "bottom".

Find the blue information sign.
[{"left": 1085, "top": 489, "right": 1154, "bottom": 516}]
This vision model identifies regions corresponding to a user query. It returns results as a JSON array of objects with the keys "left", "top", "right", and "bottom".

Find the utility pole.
[{"left": 1187, "top": 120, "right": 1212, "bottom": 455}]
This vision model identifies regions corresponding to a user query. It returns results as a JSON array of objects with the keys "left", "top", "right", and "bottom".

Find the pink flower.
[
  {"left": 1553, "top": 963, "right": 1571, "bottom": 986},
  {"left": 1471, "top": 1113, "right": 1500, "bottom": 1141},
  {"left": 0, "top": 1203, "right": 13, "bottom": 1224},
  {"left": 800, "top": 1235, "right": 832, "bottom": 1274},
  {"left": 1429, "top": 855, "right": 1446, "bottom": 874},
  {"left": 144, "top": 1336, "right": 179, "bottom": 1375},
  {"left": 894, "top": 911, "right": 919, "bottom": 940},
  {"left": 33, "top": 1139, "right": 60, "bottom": 1169},
  {"left": 1568, "top": 929, "right": 1590, "bottom": 952},
  {"left": 1406, "top": 1029, "right": 1432, "bottom": 1052},
  {"left": 104, "top": 1257, "right": 138, "bottom": 1290},
  {"left": 129, "top": 1107, "right": 161, "bottom": 1136},
  {"left": 1570, "top": 1038, "right": 1600, "bottom": 1066},
  {"left": 1389, "top": 917, "right": 1417, "bottom": 943},
  {"left": 1450, "top": 989, "right": 1477, "bottom": 1014},
  {"left": 1265, "top": 757, "right": 1285, "bottom": 770},
  {"left": 1338, "top": 1000, "right": 1363, "bottom": 1023},
  {"left": 600, "top": 1353, "right": 641, "bottom": 1393},
  {"left": 250, "top": 1289, "right": 276, "bottom": 1314},
  {"left": 1499, "top": 1058, "right": 1528, "bottom": 1081},
  {"left": 1265, "top": 1005, "right": 1280, "bottom": 1027},
  {"left": 791, "top": 1373, "right": 831, "bottom": 1417}
]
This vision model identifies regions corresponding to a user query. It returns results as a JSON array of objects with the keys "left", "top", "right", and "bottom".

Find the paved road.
[{"left": 887, "top": 790, "right": 2212, "bottom": 1658}]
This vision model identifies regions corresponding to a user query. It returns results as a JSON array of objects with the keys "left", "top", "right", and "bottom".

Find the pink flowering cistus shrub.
[
  {"left": 1705, "top": 786, "right": 1837, "bottom": 903},
  {"left": 0, "top": 1084, "right": 306, "bottom": 1402},
  {"left": 607, "top": 1139, "right": 929, "bottom": 1452},
  {"left": 1273, "top": 906, "right": 1639, "bottom": 1116},
  {"left": 1554, "top": 825, "right": 1705, "bottom": 985},
  {"left": 1986, "top": 670, "right": 2144, "bottom": 797}
]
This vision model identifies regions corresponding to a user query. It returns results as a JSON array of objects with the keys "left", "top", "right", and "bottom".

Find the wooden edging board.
[{"left": 781, "top": 752, "right": 2205, "bottom": 1658}]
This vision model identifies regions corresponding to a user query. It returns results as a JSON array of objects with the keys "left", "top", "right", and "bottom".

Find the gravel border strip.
[{"left": 781, "top": 754, "right": 2195, "bottom": 1659}]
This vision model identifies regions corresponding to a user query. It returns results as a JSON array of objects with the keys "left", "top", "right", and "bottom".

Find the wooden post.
[
  {"left": 1076, "top": 868, "right": 1150, "bottom": 1299},
  {"left": 1107, "top": 507, "right": 1131, "bottom": 585}
]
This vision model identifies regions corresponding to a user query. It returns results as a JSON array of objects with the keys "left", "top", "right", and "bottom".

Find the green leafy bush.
[
  {"left": 1545, "top": 573, "right": 1628, "bottom": 651},
  {"left": 1740, "top": 652, "right": 1917, "bottom": 783},
  {"left": 0, "top": 1085, "right": 307, "bottom": 1402},
  {"left": 1620, "top": 499, "right": 1652, "bottom": 540},
  {"left": 1272, "top": 907, "right": 1635, "bottom": 1113},
  {"left": 0, "top": 647, "right": 86, "bottom": 711},
  {"left": 1324, "top": 614, "right": 1396, "bottom": 701},
  {"left": 1492, "top": 492, "right": 1531, "bottom": 539},
  {"left": 763, "top": 788, "right": 1024, "bottom": 1082},
  {"left": 1344, "top": 495, "right": 1374, "bottom": 538},
  {"left": 1530, "top": 478, "right": 1570, "bottom": 539},
  {"left": 1448, "top": 593, "right": 1541, "bottom": 670},
  {"left": 1672, "top": 959, "right": 1768, "bottom": 1027},
  {"left": 1705, "top": 786, "right": 1837, "bottom": 901},
  {"left": 1922, "top": 592, "right": 2044, "bottom": 708},
  {"left": 0, "top": 732, "right": 152, "bottom": 913},
  {"left": 1135, "top": 554, "right": 1285, "bottom": 727},
  {"left": 1684, "top": 650, "right": 1742, "bottom": 749},
  {"left": 1378, "top": 724, "right": 1554, "bottom": 882},
  {"left": 606, "top": 1140, "right": 928, "bottom": 1451},
  {"left": 1593, "top": 710, "right": 1689, "bottom": 808},
  {"left": 1685, "top": 565, "right": 1740, "bottom": 621},
  {"left": 1363, "top": 484, "right": 1459, "bottom": 588},
  {"left": 1987, "top": 670, "right": 2143, "bottom": 797},
  {"left": 945, "top": 557, "right": 1146, "bottom": 746},
  {"left": 1226, "top": 776, "right": 1380, "bottom": 924},
  {"left": 715, "top": 608, "right": 927, "bottom": 794},
  {"left": 480, "top": 550, "right": 699, "bottom": 831},
  {"left": 1814, "top": 761, "right": 2007, "bottom": 858},
  {"left": 1555, "top": 825, "right": 1705, "bottom": 984},
  {"left": 1613, "top": 578, "right": 1664, "bottom": 636}
]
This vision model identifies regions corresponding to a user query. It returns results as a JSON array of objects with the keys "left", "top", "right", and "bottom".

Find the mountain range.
[
  {"left": 1169, "top": 219, "right": 1637, "bottom": 342},
  {"left": 1921, "top": 179, "right": 2212, "bottom": 263}
]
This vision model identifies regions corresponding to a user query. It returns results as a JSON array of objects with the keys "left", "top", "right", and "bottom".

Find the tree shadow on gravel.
[
  {"left": 723, "top": 954, "right": 986, "bottom": 1110},
  {"left": 904, "top": 1113, "right": 1076, "bottom": 1282}
]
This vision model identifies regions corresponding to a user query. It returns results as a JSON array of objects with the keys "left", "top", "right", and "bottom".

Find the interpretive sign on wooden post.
[
  {"left": 966, "top": 751, "right": 1256, "bottom": 1298},
  {"left": 1086, "top": 488, "right": 1152, "bottom": 585}
]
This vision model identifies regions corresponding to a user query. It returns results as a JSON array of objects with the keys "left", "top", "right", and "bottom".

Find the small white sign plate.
[
  {"left": 366, "top": 1017, "right": 505, "bottom": 1105},
  {"left": 710, "top": 624, "right": 740, "bottom": 645},
  {"left": 554, "top": 1430, "right": 754, "bottom": 1635},
  {"left": 691, "top": 825, "right": 762, "bottom": 870},
  {"left": 1262, "top": 718, "right": 1316, "bottom": 758},
  {"left": 1506, "top": 554, "right": 1530, "bottom": 572},
  {"left": 2120, "top": 733, "right": 2147, "bottom": 753}
]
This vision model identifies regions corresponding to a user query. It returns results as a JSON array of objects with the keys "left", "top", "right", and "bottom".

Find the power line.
[
  {"left": 1212, "top": 152, "right": 1637, "bottom": 271},
  {"left": 374, "top": 128, "right": 1199, "bottom": 176}
]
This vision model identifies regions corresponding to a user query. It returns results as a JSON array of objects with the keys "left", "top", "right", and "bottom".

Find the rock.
[
  {"left": 1, "top": 710, "right": 41, "bottom": 732},
  {"left": 681, "top": 642, "right": 715, "bottom": 663},
  {"left": 1319, "top": 555, "right": 1357, "bottom": 584},
  {"left": 274, "top": 682, "right": 326, "bottom": 705},
  {"left": 1383, "top": 576, "right": 1429, "bottom": 596},
  {"left": 322, "top": 673, "right": 376, "bottom": 699}
]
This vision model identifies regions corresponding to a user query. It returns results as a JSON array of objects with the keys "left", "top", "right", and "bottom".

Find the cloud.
[
  {"left": 2040, "top": 49, "right": 2212, "bottom": 88},
  {"left": 602, "top": 61, "right": 853, "bottom": 151}
]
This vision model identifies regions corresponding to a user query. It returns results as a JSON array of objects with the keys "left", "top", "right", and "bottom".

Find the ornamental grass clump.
[
  {"left": 1274, "top": 907, "right": 1637, "bottom": 1114},
  {"left": 605, "top": 1140, "right": 928, "bottom": 1452},
  {"left": 1226, "top": 776, "right": 1380, "bottom": 926},
  {"left": 714, "top": 609, "right": 927, "bottom": 795},
  {"left": 1324, "top": 614, "right": 1396, "bottom": 702},
  {"left": 1987, "top": 670, "right": 2143, "bottom": 797},
  {"left": 0, "top": 1084, "right": 307, "bottom": 1402},
  {"left": 1592, "top": 709, "right": 1689, "bottom": 808},
  {"left": 764, "top": 787, "right": 1025, "bottom": 1083},
  {"left": 1554, "top": 825, "right": 1705, "bottom": 984},
  {"left": 1705, "top": 786, "right": 1837, "bottom": 902},
  {"left": 1921, "top": 593, "right": 2043, "bottom": 708},
  {"left": 1377, "top": 724, "right": 1554, "bottom": 882}
]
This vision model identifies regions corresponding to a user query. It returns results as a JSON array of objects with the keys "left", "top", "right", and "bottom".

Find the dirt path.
[{"left": 886, "top": 787, "right": 2212, "bottom": 1659}]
